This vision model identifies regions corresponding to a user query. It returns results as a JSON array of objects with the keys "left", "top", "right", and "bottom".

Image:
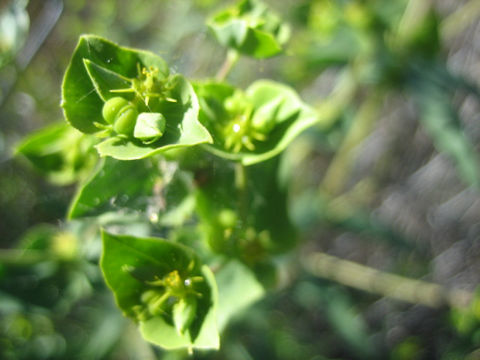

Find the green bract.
[
  {"left": 208, "top": 0, "right": 290, "bottom": 58},
  {"left": 100, "top": 231, "right": 219, "bottom": 350},
  {"left": 194, "top": 80, "right": 319, "bottom": 165},
  {"left": 67, "top": 157, "right": 159, "bottom": 219},
  {"left": 61, "top": 35, "right": 212, "bottom": 160}
]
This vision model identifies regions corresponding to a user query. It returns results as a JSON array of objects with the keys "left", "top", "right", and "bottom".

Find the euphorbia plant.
[
  {"left": 15, "top": 0, "right": 320, "bottom": 353},
  {"left": 10, "top": 0, "right": 480, "bottom": 358}
]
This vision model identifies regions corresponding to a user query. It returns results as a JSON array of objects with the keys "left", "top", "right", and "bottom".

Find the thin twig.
[
  {"left": 315, "top": 68, "right": 358, "bottom": 130},
  {"left": 320, "top": 90, "right": 383, "bottom": 196},
  {"left": 303, "top": 251, "right": 472, "bottom": 308}
]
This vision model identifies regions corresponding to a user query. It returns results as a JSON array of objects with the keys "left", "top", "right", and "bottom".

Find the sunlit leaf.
[
  {"left": 68, "top": 157, "right": 159, "bottom": 219},
  {"left": 195, "top": 80, "right": 318, "bottom": 165}
]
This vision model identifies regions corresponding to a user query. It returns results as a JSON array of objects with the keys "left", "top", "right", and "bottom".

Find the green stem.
[
  {"left": 316, "top": 68, "right": 358, "bottom": 130},
  {"left": 216, "top": 50, "right": 240, "bottom": 81},
  {"left": 0, "top": 249, "right": 55, "bottom": 265},
  {"left": 150, "top": 291, "right": 171, "bottom": 316},
  {"left": 235, "top": 162, "right": 248, "bottom": 223},
  {"left": 303, "top": 251, "right": 472, "bottom": 308},
  {"left": 320, "top": 90, "right": 383, "bottom": 196},
  {"left": 396, "top": 0, "right": 433, "bottom": 44}
]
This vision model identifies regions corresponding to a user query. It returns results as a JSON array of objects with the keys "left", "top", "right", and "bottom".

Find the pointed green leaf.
[
  {"left": 83, "top": 59, "right": 132, "bottom": 101},
  {"left": 68, "top": 157, "right": 158, "bottom": 219}
]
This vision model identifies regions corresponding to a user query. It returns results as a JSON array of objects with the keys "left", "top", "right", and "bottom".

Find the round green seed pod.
[
  {"left": 113, "top": 105, "right": 139, "bottom": 136},
  {"left": 102, "top": 97, "right": 129, "bottom": 124}
]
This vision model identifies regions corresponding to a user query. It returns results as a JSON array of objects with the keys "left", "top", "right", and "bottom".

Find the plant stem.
[
  {"left": 441, "top": 0, "right": 480, "bottom": 41},
  {"left": 0, "top": 249, "right": 55, "bottom": 265},
  {"left": 396, "top": 0, "right": 433, "bottom": 44},
  {"left": 303, "top": 251, "right": 472, "bottom": 308},
  {"left": 316, "top": 68, "right": 358, "bottom": 130},
  {"left": 320, "top": 90, "right": 383, "bottom": 196},
  {"left": 216, "top": 50, "right": 240, "bottom": 81},
  {"left": 235, "top": 162, "right": 248, "bottom": 223}
]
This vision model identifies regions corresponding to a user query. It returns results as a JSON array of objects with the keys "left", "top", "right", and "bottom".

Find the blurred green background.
[{"left": 1, "top": 0, "right": 480, "bottom": 359}]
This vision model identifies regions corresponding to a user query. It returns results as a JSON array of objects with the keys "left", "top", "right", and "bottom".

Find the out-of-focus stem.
[
  {"left": 216, "top": 50, "right": 240, "bottom": 81},
  {"left": 0, "top": 249, "right": 54, "bottom": 265},
  {"left": 303, "top": 251, "right": 472, "bottom": 308},
  {"left": 441, "top": 0, "right": 480, "bottom": 41},
  {"left": 316, "top": 68, "right": 358, "bottom": 130},
  {"left": 235, "top": 162, "right": 248, "bottom": 222},
  {"left": 396, "top": 0, "right": 432, "bottom": 44},
  {"left": 321, "top": 90, "right": 383, "bottom": 196}
]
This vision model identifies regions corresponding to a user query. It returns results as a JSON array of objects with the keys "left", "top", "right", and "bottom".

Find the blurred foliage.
[
  {"left": 16, "top": 123, "right": 98, "bottom": 185},
  {"left": 0, "top": 0, "right": 29, "bottom": 69},
  {"left": 1, "top": 0, "right": 480, "bottom": 359}
]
